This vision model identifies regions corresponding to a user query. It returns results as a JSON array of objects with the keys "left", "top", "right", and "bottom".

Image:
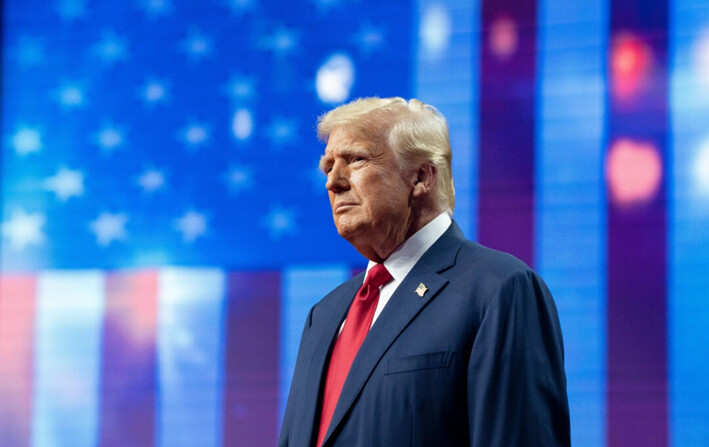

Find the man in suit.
[{"left": 279, "top": 97, "right": 570, "bottom": 446}]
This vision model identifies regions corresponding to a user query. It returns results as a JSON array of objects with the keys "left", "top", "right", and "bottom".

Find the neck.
[{"left": 363, "top": 206, "right": 443, "bottom": 262}]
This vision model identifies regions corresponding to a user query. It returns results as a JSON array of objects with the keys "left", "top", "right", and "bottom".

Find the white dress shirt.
[{"left": 366, "top": 212, "right": 452, "bottom": 327}]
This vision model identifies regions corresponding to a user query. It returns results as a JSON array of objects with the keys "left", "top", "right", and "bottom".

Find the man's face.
[{"left": 320, "top": 127, "right": 415, "bottom": 261}]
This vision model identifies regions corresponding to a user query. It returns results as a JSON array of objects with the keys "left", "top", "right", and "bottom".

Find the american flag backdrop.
[{"left": 1, "top": 0, "right": 708, "bottom": 446}]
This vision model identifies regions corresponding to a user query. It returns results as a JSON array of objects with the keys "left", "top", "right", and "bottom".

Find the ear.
[{"left": 412, "top": 163, "right": 437, "bottom": 198}]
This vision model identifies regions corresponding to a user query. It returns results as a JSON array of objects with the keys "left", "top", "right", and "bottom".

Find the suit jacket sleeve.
[{"left": 467, "top": 269, "right": 571, "bottom": 447}]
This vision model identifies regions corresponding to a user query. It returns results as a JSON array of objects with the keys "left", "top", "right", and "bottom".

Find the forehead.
[{"left": 323, "top": 128, "right": 370, "bottom": 157}]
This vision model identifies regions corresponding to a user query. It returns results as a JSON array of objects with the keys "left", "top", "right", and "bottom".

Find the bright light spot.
[
  {"left": 606, "top": 138, "right": 663, "bottom": 206},
  {"left": 420, "top": 5, "right": 451, "bottom": 54},
  {"left": 489, "top": 15, "right": 518, "bottom": 59},
  {"left": 316, "top": 53, "right": 355, "bottom": 104},
  {"left": 611, "top": 33, "right": 652, "bottom": 100},
  {"left": 232, "top": 109, "right": 253, "bottom": 140},
  {"left": 693, "top": 29, "right": 709, "bottom": 93},
  {"left": 695, "top": 139, "right": 709, "bottom": 194}
]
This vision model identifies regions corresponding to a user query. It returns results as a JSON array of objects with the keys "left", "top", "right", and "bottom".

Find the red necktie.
[{"left": 316, "top": 263, "right": 392, "bottom": 446}]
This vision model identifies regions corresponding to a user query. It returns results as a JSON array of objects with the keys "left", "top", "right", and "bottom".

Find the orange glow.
[{"left": 606, "top": 139, "right": 663, "bottom": 206}]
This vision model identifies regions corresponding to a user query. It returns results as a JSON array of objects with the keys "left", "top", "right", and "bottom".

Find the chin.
[{"left": 335, "top": 223, "right": 365, "bottom": 244}]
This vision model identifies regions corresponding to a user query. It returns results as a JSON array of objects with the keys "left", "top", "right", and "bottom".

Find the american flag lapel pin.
[{"left": 415, "top": 282, "right": 428, "bottom": 297}]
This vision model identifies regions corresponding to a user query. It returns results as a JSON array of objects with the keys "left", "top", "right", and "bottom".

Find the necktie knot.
[{"left": 364, "top": 263, "right": 392, "bottom": 290}]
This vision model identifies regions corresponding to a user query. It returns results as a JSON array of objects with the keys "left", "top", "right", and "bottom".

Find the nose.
[{"left": 325, "top": 161, "right": 349, "bottom": 193}]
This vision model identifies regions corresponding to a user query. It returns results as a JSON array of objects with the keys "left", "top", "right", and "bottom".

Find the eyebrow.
[{"left": 318, "top": 143, "right": 370, "bottom": 173}]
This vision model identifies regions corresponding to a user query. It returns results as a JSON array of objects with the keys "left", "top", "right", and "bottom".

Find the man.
[{"left": 279, "top": 97, "right": 570, "bottom": 446}]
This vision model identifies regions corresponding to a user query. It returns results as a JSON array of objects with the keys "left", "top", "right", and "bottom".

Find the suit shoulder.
[{"left": 456, "top": 239, "right": 533, "bottom": 280}]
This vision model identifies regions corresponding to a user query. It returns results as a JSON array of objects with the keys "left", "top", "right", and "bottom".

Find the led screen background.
[{"left": 0, "top": 0, "right": 708, "bottom": 446}]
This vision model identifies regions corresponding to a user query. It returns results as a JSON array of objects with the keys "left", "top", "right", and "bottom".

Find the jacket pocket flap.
[{"left": 385, "top": 351, "right": 454, "bottom": 375}]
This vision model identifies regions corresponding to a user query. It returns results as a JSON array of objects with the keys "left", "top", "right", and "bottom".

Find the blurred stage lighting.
[
  {"left": 231, "top": 108, "right": 254, "bottom": 140},
  {"left": 611, "top": 32, "right": 652, "bottom": 100},
  {"left": 420, "top": 5, "right": 451, "bottom": 55},
  {"left": 606, "top": 138, "right": 663, "bottom": 206},
  {"left": 316, "top": 53, "right": 355, "bottom": 104},
  {"left": 489, "top": 15, "right": 518, "bottom": 60}
]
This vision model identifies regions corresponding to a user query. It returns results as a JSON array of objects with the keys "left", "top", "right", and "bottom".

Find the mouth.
[{"left": 334, "top": 202, "right": 358, "bottom": 213}]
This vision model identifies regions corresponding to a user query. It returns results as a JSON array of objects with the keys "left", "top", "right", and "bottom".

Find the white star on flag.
[
  {"left": 93, "top": 31, "right": 128, "bottom": 64},
  {"left": 56, "top": 0, "right": 87, "bottom": 21},
  {"left": 94, "top": 124, "right": 125, "bottom": 153},
  {"left": 1, "top": 209, "right": 47, "bottom": 250},
  {"left": 16, "top": 36, "right": 45, "bottom": 68},
  {"left": 224, "top": 75, "right": 257, "bottom": 102},
  {"left": 225, "top": 165, "right": 254, "bottom": 194},
  {"left": 11, "top": 127, "right": 42, "bottom": 155},
  {"left": 180, "top": 122, "right": 210, "bottom": 147},
  {"left": 264, "top": 117, "right": 297, "bottom": 147},
  {"left": 44, "top": 166, "right": 85, "bottom": 201},
  {"left": 355, "top": 23, "right": 385, "bottom": 55},
  {"left": 90, "top": 212, "right": 128, "bottom": 246},
  {"left": 175, "top": 210, "right": 207, "bottom": 242},
  {"left": 181, "top": 28, "right": 213, "bottom": 59},
  {"left": 259, "top": 26, "right": 299, "bottom": 56},
  {"left": 226, "top": 0, "right": 254, "bottom": 15},
  {"left": 138, "top": 169, "right": 166, "bottom": 193},
  {"left": 311, "top": 0, "right": 347, "bottom": 13},
  {"left": 139, "top": 0, "right": 172, "bottom": 17},
  {"left": 262, "top": 205, "right": 297, "bottom": 239},
  {"left": 55, "top": 82, "right": 86, "bottom": 108},
  {"left": 140, "top": 79, "right": 170, "bottom": 105}
]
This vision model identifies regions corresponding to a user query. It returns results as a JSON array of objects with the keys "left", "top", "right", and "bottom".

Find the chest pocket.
[{"left": 384, "top": 351, "right": 454, "bottom": 375}]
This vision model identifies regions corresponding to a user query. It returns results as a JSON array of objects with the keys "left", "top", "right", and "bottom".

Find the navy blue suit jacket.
[{"left": 279, "top": 222, "right": 571, "bottom": 446}]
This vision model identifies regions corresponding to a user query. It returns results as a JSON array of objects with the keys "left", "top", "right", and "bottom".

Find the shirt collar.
[{"left": 366, "top": 212, "right": 452, "bottom": 284}]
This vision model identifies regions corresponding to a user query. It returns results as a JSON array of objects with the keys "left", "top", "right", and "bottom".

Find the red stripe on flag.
[
  {"left": 223, "top": 271, "right": 280, "bottom": 447},
  {"left": 100, "top": 271, "right": 158, "bottom": 447},
  {"left": 0, "top": 275, "right": 36, "bottom": 447}
]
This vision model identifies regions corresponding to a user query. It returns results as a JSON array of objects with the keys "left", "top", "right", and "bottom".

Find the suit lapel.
[
  {"left": 322, "top": 222, "right": 466, "bottom": 445},
  {"left": 297, "top": 273, "right": 364, "bottom": 446}
]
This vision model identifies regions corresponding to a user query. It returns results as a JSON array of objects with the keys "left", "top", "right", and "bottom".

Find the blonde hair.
[{"left": 317, "top": 97, "right": 455, "bottom": 214}]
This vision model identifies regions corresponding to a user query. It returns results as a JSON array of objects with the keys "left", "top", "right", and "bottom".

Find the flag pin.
[{"left": 415, "top": 283, "right": 428, "bottom": 297}]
